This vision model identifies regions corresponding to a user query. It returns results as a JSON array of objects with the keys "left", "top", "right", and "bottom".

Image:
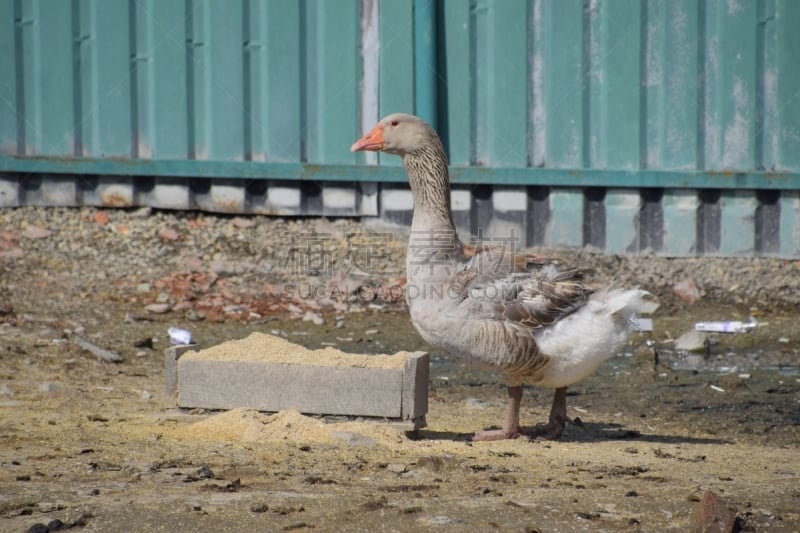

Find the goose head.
[{"left": 350, "top": 113, "right": 438, "bottom": 157}]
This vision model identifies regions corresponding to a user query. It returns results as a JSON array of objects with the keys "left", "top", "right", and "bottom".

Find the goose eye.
[{"left": 390, "top": 120, "right": 399, "bottom": 126}]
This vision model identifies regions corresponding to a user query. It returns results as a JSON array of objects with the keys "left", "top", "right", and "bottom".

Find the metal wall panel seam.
[
  {"left": 413, "top": 0, "right": 436, "bottom": 129},
  {"left": 696, "top": 0, "right": 707, "bottom": 170},
  {"left": 0, "top": 1, "right": 18, "bottom": 155},
  {"left": 358, "top": 0, "right": 379, "bottom": 167},
  {"left": 528, "top": 0, "right": 545, "bottom": 168},
  {"left": 132, "top": 0, "right": 156, "bottom": 159},
  {"left": 192, "top": 0, "right": 213, "bottom": 161},
  {"left": 15, "top": 0, "right": 41, "bottom": 156}
]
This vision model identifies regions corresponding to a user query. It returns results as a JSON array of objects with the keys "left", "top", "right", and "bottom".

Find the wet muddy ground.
[{"left": 1, "top": 207, "right": 799, "bottom": 531}]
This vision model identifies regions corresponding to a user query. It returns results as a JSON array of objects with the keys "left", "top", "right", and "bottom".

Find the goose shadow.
[{"left": 409, "top": 420, "right": 734, "bottom": 446}]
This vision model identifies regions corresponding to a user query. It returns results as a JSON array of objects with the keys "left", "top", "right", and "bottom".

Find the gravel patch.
[{"left": 2, "top": 206, "right": 798, "bottom": 325}]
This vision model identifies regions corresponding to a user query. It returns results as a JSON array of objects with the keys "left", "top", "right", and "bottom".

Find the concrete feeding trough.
[{"left": 164, "top": 332, "right": 428, "bottom": 431}]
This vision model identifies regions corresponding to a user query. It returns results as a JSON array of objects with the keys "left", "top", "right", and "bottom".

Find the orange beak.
[{"left": 350, "top": 123, "right": 385, "bottom": 152}]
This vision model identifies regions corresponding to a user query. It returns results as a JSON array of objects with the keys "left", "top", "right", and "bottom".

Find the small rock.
[
  {"left": 674, "top": 330, "right": 709, "bottom": 352},
  {"left": 68, "top": 512, "right": 93, "bottom": 528},
  {"left": 157, "top": 228, "right": 180, "bottom": 241},
  {"left": 130, "top": 206, "right": 152, "bottom": 217},
  {"left": 133, "top": 337, "right": 154, "bottom": 349},
  {"left": 73, "top": 336, "right": 124, "bottom": 363},
  {"left": 231, "top": 217, "right": 255, "bottom": 229},
  {"left": 180, "top": 256, "right": 205, "bottom": 271},
  {"left": 196, "top": 465, "right": 214, "bottom": 479},
  {"left": 0, "top": 248, "right": 24, "bottom": 259},
  {"left": 47, "top": 519, "right": 65, "bottom": 531},
  {"left": 93, "top": 210, "right": 109, "bottom": 226},
  {"left": 22, "top": 225, "right": 52, "bottom": 240},
  {"left": 170, "top": 301, "right": 193, "bottom": 313},
  {"left": 145, "top": 303, "right": 172, "bottom": 314},
  {"left": 691, "top": 490, "right": 738, "bottom": 533},
  {"left": 302, "top": 311, "right": 324, "bottom": 325},
  {"left": 187, "top": 310, "right": 204, "bottom": 322},
  {"left": 155, "top": 292, "right": 171, "bottom": 303},
  {"left": 135, "top": 283, "right": 152, "bottom": 294},
  {"left": 673, "top": 278, "right": 701, "bottom": 305},
  {"left": 387, "top": 463, "right": 407, "bottom": 474},
  {"left": 187, "top": 218, "right": 208, "bottom": 229},
  {"left": 0, "top": 234, "right": 16, "bottom": 255}
]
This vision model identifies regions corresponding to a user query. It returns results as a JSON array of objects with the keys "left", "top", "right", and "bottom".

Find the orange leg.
[
  {"left": 530, "top": 386, "right": 568, "bottom": 440},
  {"left": 472, "top": 385, "right": 523, "bottom": 441}
]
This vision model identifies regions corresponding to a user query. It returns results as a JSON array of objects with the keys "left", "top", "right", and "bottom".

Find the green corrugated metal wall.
[
  {"left": 435, "top": 0, "right": 800, "bottom": 172},
  {"left": 1, "top": 0, "right": 799, "bottom": 256},
  {"left": 0, "top": 0, "right": 365, "bottom": 164}
]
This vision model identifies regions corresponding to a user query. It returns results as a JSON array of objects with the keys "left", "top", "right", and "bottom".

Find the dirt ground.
[
  {"left": 1, "top": 308, "right": 798, "bottom": 533},
  {"left": 1, "top": 207, "right": 799, "bottom": 532}
]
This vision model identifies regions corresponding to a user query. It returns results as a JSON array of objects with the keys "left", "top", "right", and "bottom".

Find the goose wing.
[{"left": 451, "top": 246, "right": 594, "bottom": 330}]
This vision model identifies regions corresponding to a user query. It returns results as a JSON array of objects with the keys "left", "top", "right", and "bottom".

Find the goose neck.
[{"left": 403, "top": 145, "right": 456, "bottom": 235}]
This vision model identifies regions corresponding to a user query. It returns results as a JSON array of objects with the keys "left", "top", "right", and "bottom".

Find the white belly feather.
[{"left": 534, "top": 289, "right": 657, "bottom": 388}]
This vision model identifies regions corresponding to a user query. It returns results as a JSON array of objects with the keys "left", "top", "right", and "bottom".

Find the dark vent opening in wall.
[
  {"left": 526, "top": 186, "right": 550, "bottom": 247},
  {"left": 133, "top": 176, "right": 155, "bottom": 194},
  {"left": 245, "top": 179, "right": 268, "bottom": 211},
  {"left": 77, "top": 175, "right": 98, "bottom": 193},
  {"left": 755, "top": 190, "right": 780, "bottom": 254},
  {"left": 639, "top": 188, "right": 664, "bottom": 252},
  {"left": 191, "top": 179, "right": 211, "bottom": 195},
  {"left": 20, "top": 173, "right": 42, "bottom": 193},
  {"left": 470, "top": 185, "right": 493, "bottom": 239},
  {"left": 300, "top": 180, "right": 322, "bottom": 212},
  {"left": 696, "top": 189, "right": 721, "bottom": 254},
  {"left": 583, "top": 187, "right": 606, "bottom": 249}
]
